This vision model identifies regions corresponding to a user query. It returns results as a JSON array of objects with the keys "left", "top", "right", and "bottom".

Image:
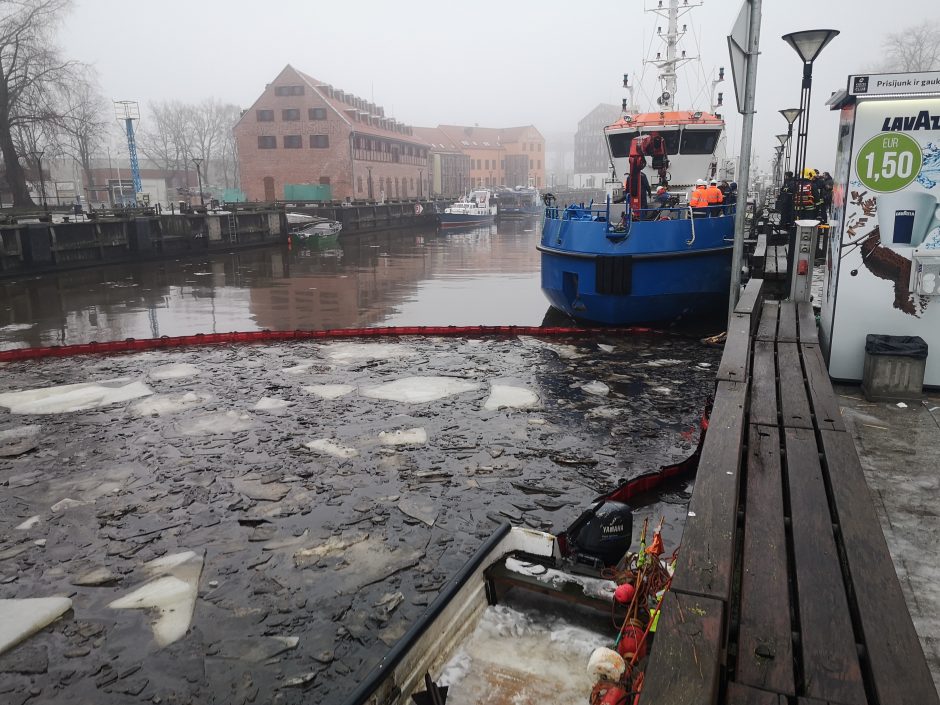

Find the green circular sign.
[{"left": 855, "top": 132, "right": 922, "bottom": 192}]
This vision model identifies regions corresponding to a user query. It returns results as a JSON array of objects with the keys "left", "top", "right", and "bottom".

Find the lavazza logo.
[{"left": 881, "top": 110, "right": 940, "bottom": 132}]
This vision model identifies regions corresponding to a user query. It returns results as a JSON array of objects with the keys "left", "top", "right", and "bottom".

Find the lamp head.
[
  {"left": 779, "top": 108, "right": 802, "bottom": 125},
  {"left": 781, "top": 29, "right": 840, "bottom": 63},
  {"left": 776, "top": 134, "right": 789, "bottom": 146}
]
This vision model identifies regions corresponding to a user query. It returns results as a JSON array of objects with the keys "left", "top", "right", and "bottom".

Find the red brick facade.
[{"left": 235, "top": 65, "right": 430, "bottom": 202}]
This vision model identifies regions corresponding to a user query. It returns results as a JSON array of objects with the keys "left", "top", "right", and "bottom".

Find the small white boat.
[
  {"left": 438, "top": 190, "right": 498, "bottom": 230},
  {"left": 291, "top": 219, "right": 342, "bottom": 240}
]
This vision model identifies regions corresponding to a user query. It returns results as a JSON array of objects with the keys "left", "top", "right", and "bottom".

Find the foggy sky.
[{"left": 61, "top": 0, "right": 939, "bottom": 174}]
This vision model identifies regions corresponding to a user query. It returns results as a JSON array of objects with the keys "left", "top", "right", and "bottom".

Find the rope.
[{"left": 0, "top": 324, "right": 674, "bottom": 363}]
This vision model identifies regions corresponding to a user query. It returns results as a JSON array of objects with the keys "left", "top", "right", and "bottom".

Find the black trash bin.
[{"left": 862, "top": 334, "right": 928, "bottom": 402}]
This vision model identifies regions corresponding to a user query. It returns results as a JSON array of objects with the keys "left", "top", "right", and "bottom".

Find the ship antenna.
[{"left": 645, "top": 0, "right": 701, "bottom": 111}]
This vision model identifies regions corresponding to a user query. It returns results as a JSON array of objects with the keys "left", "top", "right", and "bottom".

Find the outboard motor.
[{"left": 560, "top": 499, "right": 633, "bottom": 572}]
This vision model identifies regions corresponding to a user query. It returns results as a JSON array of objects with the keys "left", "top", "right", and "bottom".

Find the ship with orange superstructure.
[{"left": 539, "top": 0, "right": 735, "bottom": 325}]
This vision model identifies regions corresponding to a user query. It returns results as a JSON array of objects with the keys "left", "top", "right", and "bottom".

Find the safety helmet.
[
  {"left": 803, "top": 168, "right": 815, "bottom": 179},
  {"left": 656, "top": 186, "right": 666, "bottom": 194},
  {"left": 709, "top": 179, "right": 718, "bottom": 185},
  {"left": 696, "top": 179, "right": 706, "bottom": 186}
]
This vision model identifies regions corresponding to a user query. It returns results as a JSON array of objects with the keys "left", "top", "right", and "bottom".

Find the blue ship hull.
[
  {"left": 438, "top": 213, "right": 495, "bottom": 229},
  {"left": 539, "top": 208, "right": 733, "bottom": 325}
]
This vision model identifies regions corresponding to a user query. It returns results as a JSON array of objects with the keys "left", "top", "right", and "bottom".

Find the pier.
[{"left": 639, "top": 278, "right": 940, "bottom": 705}]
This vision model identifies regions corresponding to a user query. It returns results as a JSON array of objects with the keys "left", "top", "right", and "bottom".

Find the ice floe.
[
  {"left": 597, "top": 344, "right": 616, "bottom": 353},
  {"left": 320, "top": 342, "right": 415, "bottom": 364},
  {"left": 0, "top": 379, "right": 153, "bottom": 414},
  {"left": 398, "top": 498, "right": 438, "bottom": 526},
  {"left": 518, "top": 336, "right": 584, "bottom": 359},
  {"left": 50, "top": 498, "right": 86, "bottom": 513},
  {"left": 644, "top": 358, "right": 684, "bottom": 367},
  {"left": 0, "top": 323, "right": 35, "bottom": 334},
  {"left": 293, "top": 532, "right": 368, "bottom": 567},
  {"left": 178, "top": 411, "right": 254, "bottom": 435},
  {"left": 282, "top": 362, "right": 315, "bottom": 375},
  {"left": 483, "top": 384, "right": 539, "bottom": 410},
  {"left": 0, "top": 596, "right": 72, "bottom": 656},
  {"left": 108, "top": 550, "right": 203, "bottom": 647},
  {"left": 379, "top": 427, "right": 428, "bottom": 446},
  {"left": 0, "top": 424, "right": 41, "bottom": 457},
  {"left": 304, "top": 438, "right": 359, "bottom": 458},
  {"left": 148, "top": 363, "right": 199, "bottom": 381},
  {"left": 128, "top": 391, "right": 210, "bottom": 417},
  {"left": 253, "top": 397, "right": 293, "bottom": 411},
  {"left": 302, "top": 384, "right": 355, "bottom": 400},
  {"left": 580, "top": 381, "right": 610, "bottom": 396},
  {"left": 360, "top": 376, "right": 480, "bottom": 403},
  {"left": 14, "top": 515, "right": 40, "bottom": 530}
]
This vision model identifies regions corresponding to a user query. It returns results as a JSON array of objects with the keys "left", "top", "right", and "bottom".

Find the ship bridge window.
[
  {"left": 607, "top": 131, "right": 638, "bottom": 158},
  {"left": 680, "top": 129, "right": 721, "bottom": 155}
]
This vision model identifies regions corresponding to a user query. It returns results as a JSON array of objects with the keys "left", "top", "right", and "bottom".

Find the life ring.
[{"left": 414, "top": 203, "right": 423, "bottom": 215}]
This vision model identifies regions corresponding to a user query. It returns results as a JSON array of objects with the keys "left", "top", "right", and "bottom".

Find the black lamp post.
[
  {"left": 418, "top": 169, "right": 423, "bottom": 199},
  {"left": 779, "top": 108, "right": 801, "bottom": 175},
  {"left": 191, "top": 157, "right": 205, "bottom": 207},
  {"left": 366, "top": 166, "right": 374, "bottom": 201},
  {"left": 30, "top": 150, "right": 47, "bottom": 215},
  {"left": 781, "top": 30, "right": 839, "bottom": 192}
]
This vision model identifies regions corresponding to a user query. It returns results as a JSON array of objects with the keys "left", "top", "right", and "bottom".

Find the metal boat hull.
[{"left": 539, "top": 211, "right": 733, "bottom": 325}]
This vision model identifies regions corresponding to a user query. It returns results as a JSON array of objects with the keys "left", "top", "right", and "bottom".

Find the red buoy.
[{"left": 614, "top": 583, "right": 636, "bottom": 604}]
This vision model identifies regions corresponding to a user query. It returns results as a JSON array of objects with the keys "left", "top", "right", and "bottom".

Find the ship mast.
[{"left": 646, "top": 0, "right": 701, "bottom": 111}]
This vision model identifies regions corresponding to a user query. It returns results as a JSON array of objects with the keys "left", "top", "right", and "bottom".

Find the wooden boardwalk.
[{"left": 639, "top": 278, "right": 939, "bottom": 705}]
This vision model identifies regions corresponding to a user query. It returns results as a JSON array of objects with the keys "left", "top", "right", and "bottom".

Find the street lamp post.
[
  {"left": 418, "top": 169, "right": 423, "bottom": 199},
  {"left": 191, "top": 157, "right": 205, "bottom": 207},
  {"left": 781, "top": 30, "right": 839, "bottom": 193},
  {"left": 779, "top": 108, "right": 801, "bottom": 175},
  {"left": 775, "top": 134, "right": 789, "bottom": 186},
  {"left": 366, "top": 166, "right": 374, "bottom": 202},
  {"left": 30, "top": 150, "right": 47, "bottom": 216}
]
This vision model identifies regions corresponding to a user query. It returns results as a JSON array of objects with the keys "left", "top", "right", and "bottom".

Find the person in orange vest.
[
  {"left": 705, "top": 179, "right": 724, "bottom": 216},
  {"left": 689, "top": 179, "right": 709, "bottom": 218}
]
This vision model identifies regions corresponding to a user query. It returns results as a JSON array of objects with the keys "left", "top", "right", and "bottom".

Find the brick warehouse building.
[{"left": 234, "top": 65, "right": 430, "bottom": 202}]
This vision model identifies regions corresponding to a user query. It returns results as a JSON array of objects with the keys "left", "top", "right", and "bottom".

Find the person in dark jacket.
[{"left": 776, "top": 172, "right": 795, "bottom": 227}]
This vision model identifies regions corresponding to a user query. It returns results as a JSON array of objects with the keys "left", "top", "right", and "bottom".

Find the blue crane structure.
[{"left": 114, "top": 101, "right": 142, "bottom": 204}]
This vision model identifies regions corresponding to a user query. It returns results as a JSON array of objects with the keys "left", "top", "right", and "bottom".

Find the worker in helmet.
[
  {"left": 705, "top": 179, "right": 724, "bottom": 216},
  {"left": 688, "top": 179, "right": 709, "bottom": 218}
]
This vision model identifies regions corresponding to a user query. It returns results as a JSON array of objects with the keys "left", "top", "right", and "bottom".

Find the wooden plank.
[
  {"left": 819, "top": 430, "right": 940, "bottom": 705},
  {"left": 718, "top": 313, "right": 752, "bottom": 383},
  {"left": 796, "top": 301, "right": 818, "bottom": 344},
  {"left": 751, "top": 234, "right": 768, "bottom": 276},
  {"left": 735, "top": 277, "right": 765, "bottom": 321},
  {"left": 737, "top": 425, "right": 795, "bottom": 696},
  {"left": 800, "top": 343, "right": 845, "bottom": 432},
  {"left": 671, "top": 381, "right": 746, "bottom": 601},
  {"left": 756, "top": 301, "right": 778, "bottom": 342},
  {"left": 777, "top": 302, "right": 798, "bottom": 342},
  {"left": 777, "top": 343, "right": 813, "bottom": 429},
  {"left": 726, "top": 682, "right": 786, "bottom": 705},
  {"left": 749, "top": 342, "right": 778, "bottom": 427},
  {"left": 784, "top": 427, "right": 866, "bottom": 705},
  {"left": 637, "top": 591, "right": 724, "bottom": 705}
]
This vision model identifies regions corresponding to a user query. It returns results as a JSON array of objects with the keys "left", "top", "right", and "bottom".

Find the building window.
[
  {"left": 309, "top": 107, "right": 327, "bottom": 120},
  {"left": 274, "top": 85, "right": 305, "bottom": 96},
  {"left": 476, "top": 159, "right": 481, "bottom": 170},
  {"left": 500, "top": 160, "right": 505, "bottom": 169},
  {"left": 538, "top": 143, "right": 542, "bottom": 152},
  {"left": 538, "top": 160, "right": 541, "bottom": 169},
  {"left": 310, "top": 135, "right": 330, "bottom": 148},
  {"left": 522, "top": 143, "right": 527, "bottom": 151},
  {"left": 283, "top": 135, "right": 302, "bottom": 148},
  {"left": 319, "top": 177, "right": 330, "bottom": 185},
  {"left": 258, "top": 135, "right": 276, "bottom": 149},
  {"left": 282, "top": 108, "right": 301, "bottom": 121},
  {"left": 257, "top": 109, "right": 274, "bottom": 122},
  {"left": 357, "top": 176, "right": 363, "bottom": 193}
]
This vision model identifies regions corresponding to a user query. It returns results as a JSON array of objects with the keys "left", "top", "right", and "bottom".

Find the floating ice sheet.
[
  {"left": 360, "top": 376, "right": 480, "bottom": 404},
  {"left": 644, "top": 358, "right": 684, "bottom": 367},
  {"left": 518, "top": 336, "right": 583, "bottom": 360},
  {"left": 282, "top": 362, "right": 315, "bottom": 375},
  {"left": 148, "top": 363, "right": 200, "bottom": 381},
  {"left": 108, "top": 550, "right": 203, "bottom": 647},
  {"left": 320, "top": 342, "right": 415, "bottom": 364},
  {"left": 128, "top": 391, "right": 210, "bottom": 417},
  {"left": 0, "top": 424, "right": 41, "bottom": 457},
  {"left": 178, "top": 411, "right": 254, "bottom": 435},
  {"left": 483, "top": 384, "right": 539, "bottom": 410},
  {"left": 504, "top": 557, "right": 615, "bottom": 600},
  {"left": 14, "top": 515, "right": 40, "bottom": 530},
  {"left": 304, "top": 439, "right": 358, "bottom": 458},
  {"left": 302, "top": 384, "right": 355, "bottom": 400},
  {"left": 0, "top": 323, "right": 35, "bottom": 334},
  {"left": 581, "top": 381, "right": 610, "bottom": 396},
  {"left": 0, "top": 379, "right": 153, "bottom": 414},
  {"left": 0, "top": 596, "right": 72, "bottom": 656},
  {"left": 379, "top": 427, "right": 428, "bottom": 446},
  {"left": 254, "top": 397, "right": 293, "bottom": 411}
]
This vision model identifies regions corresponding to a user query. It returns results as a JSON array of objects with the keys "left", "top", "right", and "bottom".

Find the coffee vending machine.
[{"left": 821, "top": 71, "right": 940, "bottom": 385}]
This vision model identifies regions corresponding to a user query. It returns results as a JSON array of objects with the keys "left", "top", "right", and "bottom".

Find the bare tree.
[
  {"left": 57, "top": 68, "right": 108, "bottom": 200},
  {"left": 0, "top": 0, "right": 75, "bottom": 206},
  {"left": 138, "top": 100, "right": 192, "bottom": 176},
  {"left": 878, "top": 21, "right": 940, "bottom": 72}
]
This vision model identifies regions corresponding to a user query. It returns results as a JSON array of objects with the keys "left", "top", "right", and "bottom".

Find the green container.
[{"left": 284, "top": 184, "right": 332, "bottom": 202}]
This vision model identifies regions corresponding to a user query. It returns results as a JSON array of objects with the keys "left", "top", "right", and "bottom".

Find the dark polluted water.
[{"left": 0, "top": 220, "right": 723, "bottom": 704}]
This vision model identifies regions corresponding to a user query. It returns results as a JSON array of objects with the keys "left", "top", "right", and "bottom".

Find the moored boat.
[
  {"left": 291, "top": 218, "right": 343, "bottom": 243},
  {"left": 539, "top": 0, "right": 734, "bottom": 326},
  {"left": 438, "top": 189, "right": 497, "bottom": 230},
  {"left": 496, "top": 186, "right": 542, "bottom": 218}
]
